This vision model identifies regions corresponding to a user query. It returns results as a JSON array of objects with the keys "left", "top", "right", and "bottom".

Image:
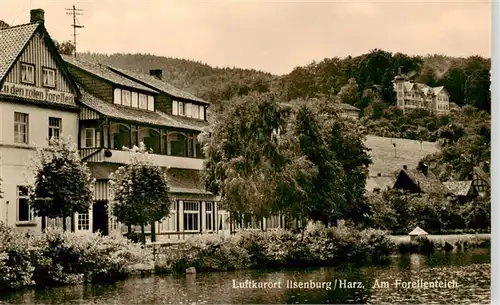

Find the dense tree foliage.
[
  {"left": 421, "top": 106, "right": 491, "bottom": 181},
  {"left": 369, "top": 189, "right": 490, "bottom": 234},
  {"left": 202, "top": 93, "right": 372, "bottom": 227},
  {"left": 75, "top": 50, "right": 490, "bottom": 114},
  {"left": 29, "top": 138, "right": 94, "bottom": 231},
  {"left": 54, "top": 40, "right": 75, "bottom": 57},
  {"left": 109, "top": 144, "right": 171, "bottom": 243}
]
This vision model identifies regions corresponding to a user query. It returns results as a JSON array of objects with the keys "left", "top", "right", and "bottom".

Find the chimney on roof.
[
  {"left": 417, "top": 161, "right": 428, "bottom": 176},
  {"left": 0, "top": 20, "right": 10, "bottom": 29},
  {"left": 30, "top": 9, "right": 45, "bottom": 23},
  {"left": 403, "top": 165, "right": 407, "bottom": 170},
  {"left": 150, "top": 69, "right": 163, "bottom": 80}
]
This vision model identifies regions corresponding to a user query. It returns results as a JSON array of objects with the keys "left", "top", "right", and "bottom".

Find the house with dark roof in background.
[
  {"left": 0, "top": 9, "right": 82, "bottom": 232},
  {"left": 465, "top": 165, "right": 490, "bottom": 198},
  {"left": 393, "top": 162, "right": 452, "bottom": 196},
  {"left": 443, "top": 180, "right": 478, "bottom": 204}
]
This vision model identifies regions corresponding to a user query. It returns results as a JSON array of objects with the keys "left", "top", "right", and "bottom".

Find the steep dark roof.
[
  {"left": 63, "top": 55, "right": 158, "bottom": 94},
  {"left": 396, "top": 168, "right": 451, "bottom": 195},
  {"left": 443, "top": 181, "right": 474, "bottom": 196},
  {"left": 0, "top": 20, "right": 10, "bottom": 30},
  {"left": 0, "top": 23, "right": 39, "bottom": 82},
  {"left": 108, "top": 66, "right": 209, "bottom": 105},
  {"left": 79, "top": 88, "right": 208, "bottom": 132},
  {"left": 0, "top": 22, "right": 80, "bottom": 100},
  {"left": 473, "top": 166, "right": 490, "bottom": 185}
]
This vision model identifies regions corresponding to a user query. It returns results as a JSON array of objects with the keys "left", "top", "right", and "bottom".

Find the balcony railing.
[{"left": 81, "top": 148, "right": 204, "bottom": 170}]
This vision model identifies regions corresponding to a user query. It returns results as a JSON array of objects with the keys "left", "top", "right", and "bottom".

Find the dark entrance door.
[{"left": 93, "top": 201, "right": 109, "bottom": 236}]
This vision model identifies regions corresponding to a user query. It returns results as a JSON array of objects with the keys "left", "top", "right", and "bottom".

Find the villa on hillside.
[{"left": 393, "top": 74, "right": 451, "bottom": 115}]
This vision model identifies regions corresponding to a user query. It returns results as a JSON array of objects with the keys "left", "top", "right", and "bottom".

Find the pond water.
[{"left": 1, "top": 248, "right": 490, "bottom": 304}]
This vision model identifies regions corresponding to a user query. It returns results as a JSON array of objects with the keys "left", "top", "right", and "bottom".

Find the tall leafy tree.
[
  {"left": 464, "top": 67, "right": 491, "bottom": 112},
  {"left": 54, "top": 40, "right": 75, "bottom": 56},
  {"left": 202, "top": 93, "right": 372, "bottom": 228},
  {"left": 110, "top": 144, "right": 171, "bottom": 243},
  {"left": 30, "top": 138, "right": 94, "bottom": 231}
]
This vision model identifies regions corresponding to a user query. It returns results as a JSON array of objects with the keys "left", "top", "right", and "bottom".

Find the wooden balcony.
[{"left": 80, "top": 147, "right": 204, "bottom": 170}]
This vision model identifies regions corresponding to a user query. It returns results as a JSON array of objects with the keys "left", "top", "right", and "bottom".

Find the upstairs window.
[
  {"left": 147, "top": 95, "right": 154, "bottom": 111},
  {"left": 114, "top": 88, "right": 154, "bottom": 111},
  {"left": 83, "top": 128, "right": 100, "bottom": 148},
  {"left": 172, "top": 101, "right": 204, "bottom": 119},
  {"left": 20, "top": 63, "right": 35, "bottom": 85},
  {"left": 178, "top": 102, "right": 185, "bottom": 115},
  {"left": 48, "top": 117, "right": 61, "bottom": 140},
  {"left": 199, "top": 105, "right": 205, "bottom": 120},
  {"left": 132, "top": 92, "right": 139, "bottom": 108},
  {"left": 114, "top": 88, "right": 122, "bottom": 105},
  {"left": 14, "top": 112, "right": 29, "bottom": 144},
  {"left": 122, "top": 90, "right": 132, "bottom": 107},
  {"left": 42, "top": 67, "right": 56, "bottom": 88},
  {"left": 139, "top": 94, "right": 148, "bottom": 109}
]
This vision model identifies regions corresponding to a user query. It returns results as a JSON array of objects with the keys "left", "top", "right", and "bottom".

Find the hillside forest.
[{"left": 56, "top": 45, "right": 490, "bottom": 183}]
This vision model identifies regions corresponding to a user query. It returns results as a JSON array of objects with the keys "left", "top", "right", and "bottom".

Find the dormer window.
[
  {"left": 42, "top": 67, "right": 56, "bottom": 88},
  {"left": 139, "top": 94, "right": 148, "bottom": 109},
  {"left": 114, "top": 88, "right": 154, "bottom": 111},
  {"left": 121, "top": 90, "right": 131, "bottom": 107},
  {"left": 178, "top": 102, "right": 185, "bottom": 115},
  {"left": 172, "top": 100, "right": 205, "bottom": 120},
  {"left": 20, "top": 63, "right": 35, "bottom": 84}
]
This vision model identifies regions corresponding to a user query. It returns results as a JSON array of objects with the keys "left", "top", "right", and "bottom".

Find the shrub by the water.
[
  {"left": 155, "top": 222, "right": 396, "bottom": 273},
  {"left": 0, "top": 222, "right": 151, "bottom": 291}
]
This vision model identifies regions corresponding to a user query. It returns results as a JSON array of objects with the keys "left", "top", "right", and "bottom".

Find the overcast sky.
[{"left": 0, "top": 0, "right": 492, "bottom": 75}]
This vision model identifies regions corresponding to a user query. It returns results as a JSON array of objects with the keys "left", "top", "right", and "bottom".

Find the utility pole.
[{"left": 66, "top": 5, "right": 84, "bottom": 57}]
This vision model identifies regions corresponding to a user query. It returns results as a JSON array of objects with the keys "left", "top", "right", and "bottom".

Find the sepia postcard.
[{"left": 0, "top": 0, "right": 493, "bottom": 304}]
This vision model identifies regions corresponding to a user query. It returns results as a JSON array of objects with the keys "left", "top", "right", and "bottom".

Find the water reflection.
[{"left": 1, "top": 248, "right": 490, "bottom": 304}]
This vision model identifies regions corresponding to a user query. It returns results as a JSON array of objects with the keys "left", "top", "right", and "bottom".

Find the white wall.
[{"left": 0, "top": 100, "right": 78, "bottom": 231}]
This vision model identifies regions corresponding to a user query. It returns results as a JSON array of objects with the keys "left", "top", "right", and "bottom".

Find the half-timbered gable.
[{"left": 0, "top": 21, "right": 79, "bottom": 109}]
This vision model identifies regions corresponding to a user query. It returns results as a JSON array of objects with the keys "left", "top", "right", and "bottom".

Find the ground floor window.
[
  {"left": 206, "top": 202, "right": 215, "bottom": 231},
  {"left": 17, "top": 186, "right": 33, "bottom": 222},
  {"left": 159, "top": 204, "right": 177, "bottom": 233},
  {"left": 77, "top": 213, "right": 90, "bottom": 230},
  {"left": 183, "top": 201, "right": 199, "bottom": 231},
  {"left": 109, "top": 215, "right": 118, "bottom": 231},
  {"left": 218, "top": 212, "right": 229, "bottom": 231}
]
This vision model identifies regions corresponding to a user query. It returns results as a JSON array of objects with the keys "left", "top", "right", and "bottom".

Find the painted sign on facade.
[{"left": 0, "top": 82, "right": 75, "bottom": 105}]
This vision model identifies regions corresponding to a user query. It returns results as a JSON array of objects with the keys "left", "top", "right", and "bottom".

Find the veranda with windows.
[{"left": 80, "top": 120, "right": 205, "bottom": 159}]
